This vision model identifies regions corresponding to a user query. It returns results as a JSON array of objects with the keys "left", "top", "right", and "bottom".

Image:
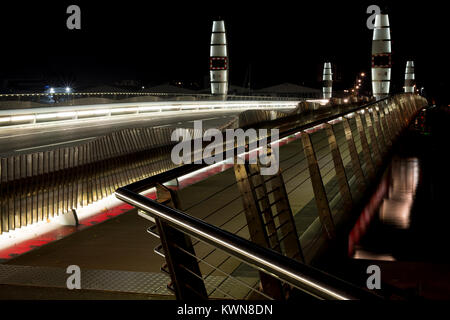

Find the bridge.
[{"left": 0, "top": 92, "right": 431, "bottom": 300}]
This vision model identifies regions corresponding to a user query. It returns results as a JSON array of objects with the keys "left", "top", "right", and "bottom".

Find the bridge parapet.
[
  {"left": 113, "top": 94, "right": 427, "bottom": 300},
  {"left": 0, "top": 95, "right": 426, "bottom": 297}
]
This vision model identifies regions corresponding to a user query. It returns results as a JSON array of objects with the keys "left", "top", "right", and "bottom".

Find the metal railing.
[
  {"left": 117, "top": 187, "right": 377, "bottom": 300},
  {"left": 114, "top": 94, "right": 427, "bottom": 300}
]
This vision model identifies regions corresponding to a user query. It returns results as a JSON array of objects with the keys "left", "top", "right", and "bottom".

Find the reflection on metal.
[
  {"left": 379, "top": 104, "right": 393, "bottom": 147},
  {"left": 380, "top": 158, "right": 419, "bottom": 229},
  {"left": 342, "top": 117, "right": 366, "bottom": 189},
  {"left": 325, "top": 124, "right": 353, "bottom": 211},
  {"left": 301, "top": 132, "right": 335, "bottom": 239},
  {"left": 364, "top": 110, "right": 382, "bottom": 166},
  {"left": 351, "top": 157, "right": 420, "bottom": 261},
  {"left": 354, "top": 113, "right": 375, "bottom": 180},
  {"left": 370, "top": 106, "right": 387, "bottom": 154}
]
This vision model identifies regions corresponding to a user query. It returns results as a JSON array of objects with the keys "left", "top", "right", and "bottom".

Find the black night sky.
[{"left": 0, "top": 0, "right": 448, "bottom": 103}]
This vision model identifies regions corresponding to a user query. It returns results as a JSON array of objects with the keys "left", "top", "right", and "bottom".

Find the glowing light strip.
[
  {"left": 0, "top": 187, "right": 155, "bottom": 252},
  {"left": 10, "top": 115, "right": 34, "bottom": 122},
  {"left": 1, "top": 102, "right": 299, "bottom": 128}
]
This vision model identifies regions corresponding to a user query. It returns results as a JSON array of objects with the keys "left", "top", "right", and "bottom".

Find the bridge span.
[{"left": 0, "top": 93, "right": 428, "bottom": 300}]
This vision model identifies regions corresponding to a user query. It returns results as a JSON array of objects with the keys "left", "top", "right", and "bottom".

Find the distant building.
[
  {"left": 253, "top": 82, "right": 321, "bottom": 98},
  {"left": 143, "top": 83, "right": 197, "bottom": 94},
  {"left": 1, "top": 77, "right": 47, "bottom": 93},
  {"left": 197, "top": 84, "right": 250, "bottom": 95}
]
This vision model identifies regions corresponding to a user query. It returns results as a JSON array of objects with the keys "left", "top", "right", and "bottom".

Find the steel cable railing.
[{"left": 115, "top": 94, "right": 426, "bottom": 300}]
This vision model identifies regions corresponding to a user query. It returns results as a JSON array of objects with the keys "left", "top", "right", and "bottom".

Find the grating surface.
[
  {"left": 0, "top": 264, "right": 254, "bottom": 298},
  {"left": 0, "top": 264, "right": 172, "bottom": 295}
]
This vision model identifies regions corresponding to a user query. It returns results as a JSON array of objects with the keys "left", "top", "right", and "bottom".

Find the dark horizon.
[{"left": 0, "top": 0, "right": 448, "bottom": 103}]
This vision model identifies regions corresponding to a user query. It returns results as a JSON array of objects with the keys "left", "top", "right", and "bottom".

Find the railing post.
[
  {"left": 364, "top": 109, "right": 382, "bottom": 167},
  {"left": 389, "top": 100, "right": 402, "bottom": 134},
  {"left": 234, "top": 163, "right": 286, "bottom": 300},
  {"left": 324, "top": 123, "right": 353, "bottom": 212},
  {"left": 370, "top": 107, "right": 387, "bottom": 155},
  {"left": 386, "top": 103, "right": 400, "bottom": 137},
  {"left": 154, "top": 183, "right": 208, "bottom": 300},
  {"left": 379, "top": 104, "right": 393, "bottom": 147},
  {"left": 354, "top": 113, "right": 375, "bottom": 180},
  {"left": 342, "top": 117, "right": 366, "bottom": 189},
  {"left": 301, "top": 132, "right": 335, "bottom": 239}
]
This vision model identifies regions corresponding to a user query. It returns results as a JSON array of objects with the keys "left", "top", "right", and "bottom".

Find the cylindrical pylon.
[
  {"left": 210, "top": 20, "right": 228, "bottom": 97},
  {"left": 371, "top": 14, "right": 391, "bottom": 100}
]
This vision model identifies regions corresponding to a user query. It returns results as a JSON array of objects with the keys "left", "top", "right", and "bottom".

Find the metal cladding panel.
[
  {"left": 372, "top": 66, "right": 391, "bottom": 99},
  {"left": 210, "top": 70, "right": 228, "bottom": 82},
  {"left": 211, "top": 82, "right": 228, "bottom": 95},
  {"left": 372, "top": 68, "right": 391, "bottom": 81},
  {"left": 373, "top": 28, "right": 391, "bottom": 40},
  {"left": 210, "top": 46, "right": 227, "bottom": 57},
  {"left": 372, "top": 82, "right": 391, "bottom": 99},
  {"left": 212, "top": 20, "right": 225, "bottom": 32},
  {"left": 374, "top": 14, "right": 389, "bottom": 28},
  {"left": 211, "top": 33, "right": 227, "bottom": 45},
  {"left": 372, "top": 41, "right": 392, "bottom": 55}
]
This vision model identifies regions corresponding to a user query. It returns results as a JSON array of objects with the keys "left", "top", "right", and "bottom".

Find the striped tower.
[
  {"left": 210, "top": 20, "right": 228, "bottom": 97},
  {"left": 404, "top": 61, "right": 415, "bottom": 93},
  {"left": 371, "top": 14, "right": 391, "bottom": 100},
  {"left": 322, "top": 62, "right": 332, "bottom": 99}
]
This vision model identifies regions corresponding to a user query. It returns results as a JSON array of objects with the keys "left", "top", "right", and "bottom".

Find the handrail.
[{"left": 115, "top": 186, "right": 379, "bottom": 300}]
